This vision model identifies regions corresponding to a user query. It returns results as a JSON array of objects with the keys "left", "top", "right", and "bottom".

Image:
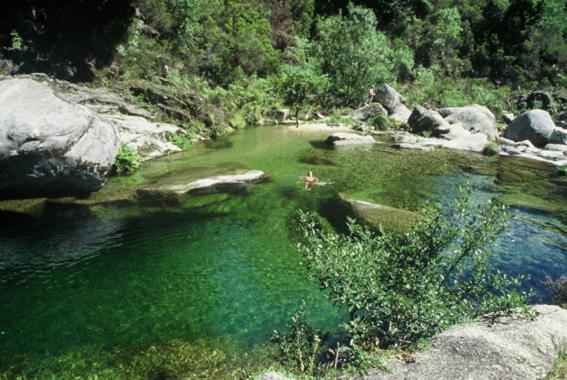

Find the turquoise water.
[{"left": 0, "top": 126, "right": 565, "bottom": 372}]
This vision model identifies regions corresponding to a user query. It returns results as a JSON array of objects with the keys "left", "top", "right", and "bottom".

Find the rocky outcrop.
[
  {"left": 499, "top": 137, "right": 567, "bottom": 167},
  {"left": 375, "top": 84, "right": 412, "bottom": 123},
  {"left": 504, "top": 110, "right": 556, "bottom": 148},
  {"left": 340, "top": 194, "right": 420, "bottom": 232},
  {"left": 368, "top": 305, "right": 567, "bottom": 380},
  {"left": 408, "top": 106, "right": 450, "bottom": 136},
  {"left": 326, "top": 132, "right": 376, "bottom": 146},
  {"left": 352, "top": 103, "right": 387, "bottom": 121},
  {"left": 392, "top": 128, "right": 488, "bottom": 153},
  {"left": 0, "top": 78, "right": 119, "bottom": 197},
  {"left": 438, "top": 104, "right": 498, "bottom": 140},
  {"left": 35, "top": 74, "right": 186, "bottom": 161}
]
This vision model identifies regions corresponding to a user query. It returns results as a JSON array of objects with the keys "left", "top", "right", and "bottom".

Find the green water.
[{"left": 0, "top": 126, "right": 565, "bottom": 374}]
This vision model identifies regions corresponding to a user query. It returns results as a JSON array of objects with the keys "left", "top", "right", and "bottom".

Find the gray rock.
[
  {"left": 395, "top": 133, "right": 487, "bottom": 153},
  {"left": 352, "top": 103, "right": 387, "bottom": 121},
  {"left": 367, "top": 305, "right": 567, "bottom": 380},
  {"left": 408, "top": 106, "right": 450, "bottom": 136},
  {"left": 0, "top": 78, "right": 119, "bottom": 197},
  {"left": 137, "top": 170, "right": 267, "bottom": 202},
  {"left": 326, "top": 132, "right": 376, "bottom": 146},
  {"left": 375, "top": 84, "right": 412, "bottom": 123},
  {"left": 17, "top": 74, "right": 187, "bottom": 161},
  {"left": 549, "top": 127, "right": 567, "bottom": 145},
  {"left": 340, "top": 194, "right": 421, "bottom": 232},
  {"left": 544, "top": 144, "right": 567, "bottom": 153},
  {"left": 504, "top": 110, "right": 556, "bottom": 148},
  {"left": 502, "top": 112, "right": 515, "bottom": 124},
  {"left": 438, "top": 104, "right": 498, "bottom": 140},
  {"left": 392, "top": 143, "right": 434, "bottom": 151},
  {"left": 270, "top": 109, "right": 289, "bottom": 123}
]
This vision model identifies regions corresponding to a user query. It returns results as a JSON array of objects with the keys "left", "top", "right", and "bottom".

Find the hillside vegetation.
[{"left": 1, "top": 0, "right": 566, "bottom": 137}]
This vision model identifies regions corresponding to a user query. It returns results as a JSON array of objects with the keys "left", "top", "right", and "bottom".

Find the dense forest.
[{"left": 1, "top": 0, "right": 566, "bottom": 136}]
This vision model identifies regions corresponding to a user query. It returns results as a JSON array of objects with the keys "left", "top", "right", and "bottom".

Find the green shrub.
[
  {"left": 558, "top": 166, "right": 567, "bottom": 177},
  {"left": 271, "top": 301, "right": 323, "bottom": 375},
  {"left": 367, "top": 114, "right": 391, "bottom": 131},
  {"left": 228, "top": 112, "right": 246, "bottom": 129},
  {"left": 6, "top": 31, "right": 26, "bottom": 52},
  {"left": 483, "top": 142, "right": 501, "bottom": 156},
  {"left": 297, "top": 187, "right": 529, "bottom": 348},
  {"left": 114, "top": 145, "right": 141, "bottom": 175},
  {"left": 170, "top": 134, "right": 192, "bottom": 150},
  {"left": 313, "top": 4, "right": 396, "bottom": 107}
]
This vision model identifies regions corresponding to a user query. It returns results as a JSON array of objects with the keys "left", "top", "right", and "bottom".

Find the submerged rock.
[
  {"left": 438, "top": 104, "right": 498, "bottom": 140},
  {"left": 368, "top": 305, "right": 567, "bottom": 380},
  {"left": 340, "top": 194, "right": 420, "bottom": 232},
  {"left": 0, "top": 78, "right": 119, "bottom": 197},
  {"left": 326, "top": 132, "right": 376, "bottom": 146}
]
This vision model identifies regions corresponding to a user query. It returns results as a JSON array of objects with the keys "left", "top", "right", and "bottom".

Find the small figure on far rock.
[
  {"left": 366, "top": 85, "right": 376, "bottom": 105},
  {"left": 304, "top": 170, "right": 319, "bottom": 191}
]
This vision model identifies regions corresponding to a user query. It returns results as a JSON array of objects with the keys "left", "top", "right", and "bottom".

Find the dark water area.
[{"left": 0, "top": 126, "right": 565, "bottom": 371}]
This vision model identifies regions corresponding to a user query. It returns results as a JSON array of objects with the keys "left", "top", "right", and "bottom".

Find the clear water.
[{"left": 0, "top": 126, "right": 565, "bottom": 370}]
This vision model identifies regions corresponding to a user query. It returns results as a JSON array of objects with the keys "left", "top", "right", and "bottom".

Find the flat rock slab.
[
  {"left": 137, "top": 170, "right": 267, "bottom": 202},
  {"left": 326, "top": 132, "right": 376, "bottom": 146},
  {"left": 367, "top": 305, "right": 567, "bottom": 380},
  {"left": 340, "top": 194, "right": 420, "bottom": 232}
]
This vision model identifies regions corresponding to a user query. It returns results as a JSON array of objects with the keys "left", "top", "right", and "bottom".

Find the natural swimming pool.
[{"left": 1, "top": 126, "right": 565, "bottom": 376}]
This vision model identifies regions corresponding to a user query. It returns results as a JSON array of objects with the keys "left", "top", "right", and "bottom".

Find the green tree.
[
  {"left": 313, "top": 4, "right": 396, "bottom": 107},
  {"left": 280, "top": 63, "right": 327, "bottom": 128}
]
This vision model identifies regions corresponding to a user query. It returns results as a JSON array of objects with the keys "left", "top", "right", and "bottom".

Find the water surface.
[{"left": 0, "top": 126, "right": 565, "bottom": 371}]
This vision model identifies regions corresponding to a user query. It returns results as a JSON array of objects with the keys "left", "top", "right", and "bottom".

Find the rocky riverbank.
[{"left": 261, "top": 305, "right": 567, "bottom": 380}]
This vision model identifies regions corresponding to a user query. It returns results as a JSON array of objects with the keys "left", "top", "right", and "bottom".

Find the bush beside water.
[{"left": 272, "top": 188, "right": 530, "bottom": 375}]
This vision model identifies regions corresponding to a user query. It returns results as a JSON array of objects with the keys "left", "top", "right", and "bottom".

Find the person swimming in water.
[{"left": 304, "top": 170, "right": 319, "bottom": 191}]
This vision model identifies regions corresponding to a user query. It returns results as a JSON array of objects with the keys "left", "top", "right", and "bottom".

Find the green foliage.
[
  {"left": 483, "top": 142, "right": 501, "bottom": 156},
  {"left": 6, "top": 31, "right": 25, "bottom": 52},
  {"left": 170, "top": 133, "right": 192, "bottom": 150},
  {"left": 0, "top": 339, "right": 272, "bottom": 379},
  {"left": 114, "top": 145, "right": 141, "bottom": 175},
  {"left": 557, "top": 166, "right": 567, "bottom": 177},
  {"left": 313, "top": 4, "right": 396, "bottom": 107},
  {"left": 405, "top": 77, "right": 511, "bottom": 116},
  {"left": 280, "top": 63, "right": 327, "bottom": 126},
  {"left": 546, "top": 345, "right": 567, "bottom": 380},
  {"left": 271, "top": 301, "right": 323, "bottom": 375},
  {"left": 297, "top": 187, "right": 529, "bottom": 348},
  {"left": 368, "top": 114, "right": 391, "bottom": 131}
]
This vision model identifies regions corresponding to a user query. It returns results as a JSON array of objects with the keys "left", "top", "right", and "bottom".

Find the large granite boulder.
[
  {"left": 438, "top": 104, "right": 498, "bottom": 140},
  {"left": 504, "top": 110, "right": 556, "bottom": 148},
  {"left": 408, "top": 106, "right": 450, "bottom": 136},
  {"left": 326, "top": 132, "right": 376, "bottom": 146},
  {"left": 375, "top": 84, "right": 412, "bottom": 123},
  {"left": 352, "top": 103, "right": 387, "bottom": 121},
  {"left": 368, "top": 305, "right": 567, "bottom": 380},
  {"left": 0, "top": 78, "right": 119, "bottom": 197}
]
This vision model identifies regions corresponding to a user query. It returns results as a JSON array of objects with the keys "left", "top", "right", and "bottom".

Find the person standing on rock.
[{"left": 366, "top": 85, "right": 376, "bottom": 105}]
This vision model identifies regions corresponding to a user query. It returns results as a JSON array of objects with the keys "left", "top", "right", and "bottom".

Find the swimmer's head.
[{"left": 308, "top": 171, "right": 313, "bottom": 176}]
